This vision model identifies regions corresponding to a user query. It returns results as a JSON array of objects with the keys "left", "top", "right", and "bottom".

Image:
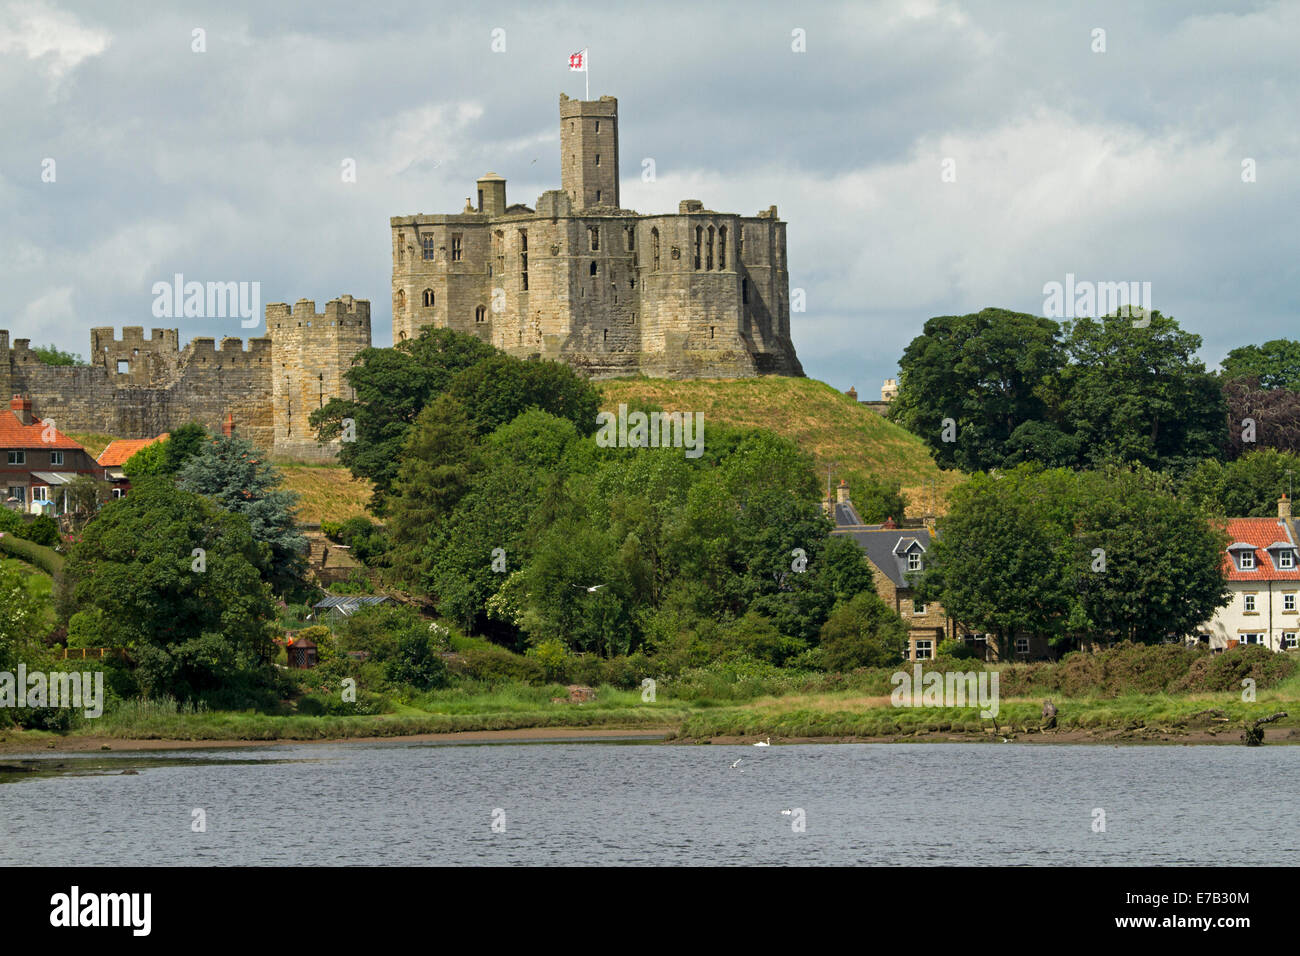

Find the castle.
[
  {"left": 0, "top": 92, "right": 803, "bottom": 460},
  {"left": 0, "top": 297, "right": 369, "bottom": 462},
  {"left": 390, "top": 94, "right": 804, "bottom": 378}
]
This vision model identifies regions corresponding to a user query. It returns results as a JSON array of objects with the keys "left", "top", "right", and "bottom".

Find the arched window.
[
  {"left": 651, "top": 228, "right": 660, "bottom": 270},
  {"left": 718, "top": 226, "right": 727, "bottom": 269},
  {"left": 706, "top": 226, "right": 715, "bottom": 271},
  {"left": 398, "top": 330, "right": 407, "bottom": 341},
  {"left": 394, "top": 289, "right": 405, "bottom": 312},
  {"left": 422, "top": 289, "right": 434, "bottom": 307},
  {"left": 590, "top": 260, "right": 598, "bottom": 276},
  {"left": 694, "top": 227, "right": 703, "bottom": 270},
  {"left": 475, "top": 305, "right": 487, "bottom": 323}
]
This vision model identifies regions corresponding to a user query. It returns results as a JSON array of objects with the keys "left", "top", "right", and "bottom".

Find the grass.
[
  {"left": 63, "top": 432, "right": 119, "bottom": 460},
  {"left": 0, "top": 557, "right": 55, "bottom": 631},
  {"left": 279, "top": 465, "right": 373, "bottom": 524},
  {"left": 0, "top": 534, "right": 65, "bottom": 576},
  {"left": 599, "top": 376, "right": 957, "bottom": 515}
]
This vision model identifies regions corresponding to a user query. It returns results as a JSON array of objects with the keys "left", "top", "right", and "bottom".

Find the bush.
[
  {"left": 526, "top": 638, "right": 571, "bottom": 682},
  {"left": 19, "top": 515, "right": 60, "bottom": 547},
  {"left": 448, "top": 645, "right": 544, "bottom": 683},
  {"left": 937, "top": 638, "right": 975, "bottom": 660},
  {"left": 386, "top": 631, "right": 449, "bottom": 689}
]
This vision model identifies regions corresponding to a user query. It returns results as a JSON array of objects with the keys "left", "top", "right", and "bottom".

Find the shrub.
[
  {"left": 448, "top": 645, "right": 544, "bottom": 683},
  {"left": 20, "top": 515, "right": 60, "bottom": 547},
  {"left": 526, "top": 638, "right": 571, "bottom": 683},
  {"left": 386, "top": 631, "right": 449, "bottom": 689}
]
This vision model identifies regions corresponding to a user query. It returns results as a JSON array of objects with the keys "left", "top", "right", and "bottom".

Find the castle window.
[
  {"left": 477, "top": 188, "right": 484, "bottom": 211},
  {"left": 706, "top": 226, "right": 715, "bottom": 270},
  {"left": 595, "top": 190, "right": 601, "bottom": 203},
  {"left": 116, "top": 360, "right": 129, "bottom": 374},
  {"left": 742, "top": 278, "right": 749, "bottom": 304},
  {"left": 710, "top": 327, "right": 715, "bottom": 339},
  {"left": 590, "top": 261, "right": 598, "bottom": 276},
  {"left": 493, "top": 230, "right": 504, "bottom": 257},
  {"left": 719, "top": 226, "right": 727, "bottom": 269},
  {"left": 603, "top": 329, "right": 608, "bottom": 343},
  {"left": 451, "top": 234, "right": 463, "bottom": 262},
  {"left": 626, "top": 227, "right": 635, "bottom": 251},
  {"left": 590, "top": 226, "right": 599, "bottom": 251},
  {"left": 595, "top": 120, "right": 600, "bottom": 133},
  {"left": 595, "top": 153, "right": 600, "bottom": 166},
  {"left": 519, "top": 229, "right": 527, "bottom": 251},
  {"left": 399, "top": 331, "right": 407, "bottom": 341},
  {"left": 475, "top": 306, "right": 486, "bottom": 323},
  {"left": 651, "top": 228, "right": 660, "bottom": 270},
  {"left": 421, "top": 236, "right": 436, "bottom": 260},
  {"left": 694, "top": 227, "right": 702, "bottom": 270}
]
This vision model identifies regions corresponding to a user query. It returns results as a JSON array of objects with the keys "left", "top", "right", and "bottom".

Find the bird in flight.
[{"left": 571, "top": 584, "right": 607, "bottom": 593}]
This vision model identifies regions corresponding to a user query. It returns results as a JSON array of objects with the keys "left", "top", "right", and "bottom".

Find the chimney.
[
  {"left": 845, "top": 385, "right": 858, "bottom": 402},
  {"left": 837, "top": 479, "right": 850, "bottom": 504},
  {"left": 10, "top": 395, "right": 34, "bottom": 426},
  {"left": 923, "top": 511, "right": 937, "bottom": 530},
  {"left": 222, "top": 412, "right": 234, "bottom": 437},
  {"left": 1282, "top": 495, "right": 1292, "bottom": 521}
]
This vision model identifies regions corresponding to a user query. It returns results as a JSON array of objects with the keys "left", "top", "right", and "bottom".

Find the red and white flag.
[{"left": 568, "top": 49, "right": 587, "bottom": 71}]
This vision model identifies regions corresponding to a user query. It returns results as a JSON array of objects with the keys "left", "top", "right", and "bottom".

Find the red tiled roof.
[
  {"left": 1222, "top": 517, "right": 1300, "bottom": 582},
  {"left": 97, "top": 434, "right": 168, "bottom": 467},
  {"left": 0, "top": 408, "right": 86, "bottom": 451}
]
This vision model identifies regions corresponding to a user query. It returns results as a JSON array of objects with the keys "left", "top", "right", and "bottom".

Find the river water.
[{"left": 2, "top": 740, "right": 1295, "bottom": 865}]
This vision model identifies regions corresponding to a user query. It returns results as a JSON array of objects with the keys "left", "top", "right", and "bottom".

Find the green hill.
[{"left": 598, "top": 377, "right": 957, "bottom": 515}]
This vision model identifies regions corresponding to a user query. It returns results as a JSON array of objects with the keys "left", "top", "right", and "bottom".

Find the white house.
[{"left": 1199, "top": 497, "right": 1299, "bottom": 652}]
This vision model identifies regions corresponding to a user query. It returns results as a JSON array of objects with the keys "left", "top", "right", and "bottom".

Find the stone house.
[
  {"left": 1197, "top": 497, "right": 1299, "bottom": 652},
  {"left": 828, "top": 478, "right": 1053, "bottom": 662},
  {"left": 0, "top": 396, "right": 97, "bottom": 514}
]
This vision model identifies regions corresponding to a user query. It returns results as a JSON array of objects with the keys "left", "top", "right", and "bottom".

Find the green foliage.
[
  {"left": 21, "top": 514, "right": 59, "bottom": 547},
  {"left": 62, "top": 478, "right": 277, "bottom": 700},
  {"left": 0, "top": 561, "right": 42, "bottom": 672},
  {"left": 385, "top": 630, "right": 449, "bottom": 689},
  {"left": 66, "top": 607, "right": 110, "bottom": 648},
  {"left": 1180, "top": 449, "right": 1300, "bottom": 517},
  {"left": 819, "top": 592, "right": 910, "bottom": 670},
  {"left": 31, "top": 344, "right": 85, "bottom": 366},
  {"left": 0, "top": 526, "right": 65, "bottom": 576},
  {"left": 176, "top": 433, "right": 306, "bottom": 589},
  {"left": 526, "top": 638, "right": 571, "bottom": 682},
  {"left": 1219, "top": 339, "right": 1300, "bottom": 391}
]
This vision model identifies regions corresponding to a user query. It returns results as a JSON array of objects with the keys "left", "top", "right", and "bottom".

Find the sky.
[{"left": 2, "top": 0, "right": 1296, "bottom": 396}]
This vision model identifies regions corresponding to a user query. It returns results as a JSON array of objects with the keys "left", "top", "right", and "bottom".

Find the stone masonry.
[
  {"left": 391, "top": 94, "right": 805, "bottom": 379},
  {"left": 0, "top": 296, "right": 368, "bottom": 462}
]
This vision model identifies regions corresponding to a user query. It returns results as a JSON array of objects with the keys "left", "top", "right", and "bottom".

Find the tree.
[
  {"left": 1221, "top": 378, "right": 1300, "bottom": 457},
  {"left": 63, "top": 475, "right": 113, "bottom": 533},
  {"left": 176, "top": 434, "right": 306, "bottom": 589},
  {"left": 890, "top": 308, "right": 1064, "bottom": 472},
  {"left": 310, "top": 328, "right": 498, "bottom": 510},
  {"left": 62, "top": 478, "right": 277, "bottom": 699},
  {"left": 445, "top": 352, "right": 602, "bottom": 439},
  {"left": 1059, "top": 312, "right": 1225, "bottom": 474},
  {"left": 819, "top": 591, "right": 909, "bottom": 670},
  {"left": 31, "top": 344, "right": 85, "bottom": 366},
  {"left": 1220, "top": 339, "right": 1300, "bottom": 391},
  {"left": 123, "top": 424, "right": 208, "bottom": 478},
  {"left": 0, "top": 562, "right": 41, "bottom": 673},
  {"left": 1180, "top": 449, "right": 1300, "bottom": 517}
]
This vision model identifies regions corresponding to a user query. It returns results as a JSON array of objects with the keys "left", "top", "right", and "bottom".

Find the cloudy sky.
[{"left": 2, "top": 0, "right": 1296, "bottom": 394}]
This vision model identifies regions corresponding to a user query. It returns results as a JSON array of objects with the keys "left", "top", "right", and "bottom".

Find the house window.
[
  {"left": 112, "top": 488, "right": 126, "bottom": 499},
  {"left": 421, "top": 236, "right": 436, "bottom": 260},
  {"left": 1281, "top": 551, "right": 1295, "bottom": 569},
  {"left": 32, "top": 486, "right": 49, "bottom": 502},
  {"left": 907, "top": 552, "right": 922, "bottom": 571},
  {"left": 914, "top": 640, "right": 932, "bottom": 661},
  {"left": 50, "top": 450, "right": 64, "bottom": 466},
  {"left": 1240, "top": 551, "right": 1256, "bottom": 570},
  {"left": 1285, "top": 633, "right": 1298, "bottom": 649},
  {"left": 6, "top": 451, "right": 24, "bottom": 465},
  {"left": 914, "top": 601, "right": 926, "bottom": 615},
  {"left": 475, "top": 306, "right": 486, "bottom": 323},
  {"left": 1240, "top": 633, "right": 1264, "bottom": 645},
  {"left": 451, "top": 234, "right": 463, "bottom": 262},
  {"left": 422, "top": 289, "right": 435, "bottom": 307},
  {"left": 1244, "top": 593, "right": 1257, "bottom": 613},
  {"left": 1015, "top": 637, "right": 1030, "bottom": 655},
  {"left": 7, "top": 486, "right": 24, "bottom": 504},
  {"left": 1285, "top": 594, "right": 1297, "bottom": 612}
]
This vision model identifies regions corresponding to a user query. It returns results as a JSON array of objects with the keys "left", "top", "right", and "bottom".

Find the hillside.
[{"left": 598, "top": 377, "right": 957, "bottom": 515}]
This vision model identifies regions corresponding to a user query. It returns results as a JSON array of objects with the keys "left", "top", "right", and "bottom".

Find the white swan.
[{"left": 753, "top": 737, "right": 771, "bottom": 747}]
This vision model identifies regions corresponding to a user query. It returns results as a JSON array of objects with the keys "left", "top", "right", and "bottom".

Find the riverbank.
[{"left": 3, "top": 687, "right": 1296, "bottom": 752}]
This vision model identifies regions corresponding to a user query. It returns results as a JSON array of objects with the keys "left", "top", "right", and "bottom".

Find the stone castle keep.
[
  {"left": 391, "top": 94, "right": 804, "bottom": 378},
  {"left": 0, "top": 93, "right": 802, "bottom": 459}
]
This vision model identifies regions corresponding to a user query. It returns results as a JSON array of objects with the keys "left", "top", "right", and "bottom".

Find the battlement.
[
  {"left": 90, "top": 327, "right": 180, "bottom": 361},
  {"left": 559, "top": 93, "right": 618, "bottom": 117},
  {"left": 181, "top": 336, "right": 271, "bottom": 365},
  {"left": 266, "top": 296, "right": 371, "bottom": 330}
]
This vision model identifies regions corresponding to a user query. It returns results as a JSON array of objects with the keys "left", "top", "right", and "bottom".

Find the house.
[
  {"left": 96, "top": 434, "right": 169, "bottom": 498},
  {"left": 828, "top": 478, "right": 1052, "bottom": 662},
  {"left": 1, "top": 395, "right": 97, "bottom": 514},
  {"left": 1197, "top": 497, "right": 1299, "bottom": 652},
  {"left": 285, "top": 632, "right": 319, "bottom": 669},
  {"left": 310, "top": 595, "right": 392, "bottom": 620}
]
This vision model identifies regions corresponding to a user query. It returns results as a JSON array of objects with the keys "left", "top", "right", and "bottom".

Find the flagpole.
[{"left": 586, "top": 48, "right": 589, "bottom": 100}]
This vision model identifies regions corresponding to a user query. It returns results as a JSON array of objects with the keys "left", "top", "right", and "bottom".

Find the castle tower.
[
  {"left": 560, "top": 94, "right": 619, "bottom": 210},
  {"left": 477, "top": 172, "right": 506, "bottom": 216},
  {"left": 266, "top": 296, "right": 371, "bottom": 462}
]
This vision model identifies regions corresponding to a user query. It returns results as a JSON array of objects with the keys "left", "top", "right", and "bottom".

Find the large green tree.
[
  {"left": 1181, "top": 449, "right": 1300, "bottom": 517},
  {"left": 889, "top": 308, "right": 1065, "bottom": 472},
  {"left": 1220, "top": 339, "right": 1300, "bottom": 391},
  {"left": 63, "top": 478, "right": 277, "bottom": 698}
]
